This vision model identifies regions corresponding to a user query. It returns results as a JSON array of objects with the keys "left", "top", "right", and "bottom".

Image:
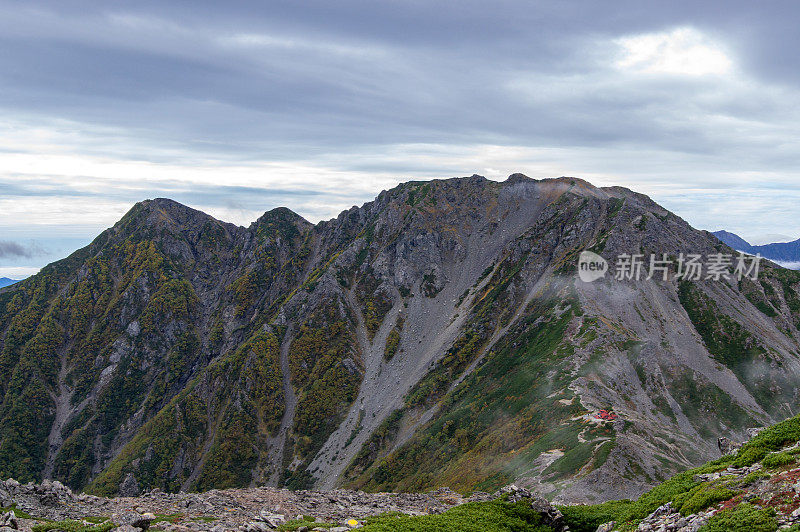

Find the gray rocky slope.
[{"left": 0, "top": 174, "right": 798, "bottom": 505}]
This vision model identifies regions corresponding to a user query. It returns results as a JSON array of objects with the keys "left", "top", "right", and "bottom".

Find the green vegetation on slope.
[
  {"left": 383, "top": 319, "right": 402, "bottom": 360},
  {"left": 284, "top": 300, "right": 362, "bottom": 489},
  {"left": 32, "top": 519, "right": 115, "bottom": 532},
  {"left": 346, "top": 292, "right": 590, "bottom": 494},
  {"left": 700, "top": 504, "right": 777, "bottom": 532},
  {"left": 90, "top": 329, "right": 285, "bottom": 495},
  {"left": 0, "top": 236, "right": 207, "bottom": 485},
  {"left": 359, "top": 498, "right": 554, "bottom": 532},
  {"left": 560, "top": 412, "right": 800, "bottom": 531},
  {"left": 678, "top": 280, "right": 799, "bottom": 415}
]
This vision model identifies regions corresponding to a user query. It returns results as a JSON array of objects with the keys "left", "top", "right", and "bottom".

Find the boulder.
[
  {"left": 496, "top": 485, "right": 567, "bottom": 531},
  {"left": 257, "top": 509, "right": 285, "bottom": 527},
  {"left": 114, "top": 511, "right": 154, "bottom": 531},
  {"left": 717, "top": 436, "right": 741, "bottom": 456},
  {"left": 241, "top": 522, "right": 272, "bottom": 532},
  {"left": 0, "top": 511, "right": 16, "bottom": 530},
  {"left": 132, "top": 513, "right": 155, "bottom": 530},
  {"left": 119, "top": 473, "right": 141, "bottom": 497}
]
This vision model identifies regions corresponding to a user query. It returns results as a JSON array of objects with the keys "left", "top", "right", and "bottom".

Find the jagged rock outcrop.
[
  {"left": 497, "top": 485, "right": 567, "bottom": 531},
  {"left": 718, "top": 437, "right": 742, "bottom": 457}
]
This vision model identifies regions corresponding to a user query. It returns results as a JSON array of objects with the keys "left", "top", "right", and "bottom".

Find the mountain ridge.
[
  {"left": 0, "top": 175, "right": 798, "bottom": 505},
  {"left": 0, "top": 278, "right": 18, "bottom": 289}
]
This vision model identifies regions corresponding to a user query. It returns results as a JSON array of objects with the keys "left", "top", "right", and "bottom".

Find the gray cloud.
[
  {"left": 2, "top": 0, "right": 797, "bottom": 163},
  {"left": 0, "top": 240, "right": 44, "bottom": 259}
]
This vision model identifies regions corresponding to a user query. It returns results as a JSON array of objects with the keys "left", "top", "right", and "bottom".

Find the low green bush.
[
  {"left": 359, "top": 499, "right": 554, "bottom": 532},
  {"left": 0, "top": 504, "right": 33, "bottom": 520},
  {"left": 699, "top": 503, "right": 777, "bottom": 532},
  {"left": 736, "top": 417, "right": 800, "bottom": 465},
  {"left": 32, "top": 520, "right": 115, "bottom": 532},
  {"left": 674, "top": 485, "right": 737, "bottom": 515},
  {"left": 559, "top": 500, "right": 633, "bottom": 532},
  {"left": 762, "top": 450, "right": 799, "bottom": 468}
]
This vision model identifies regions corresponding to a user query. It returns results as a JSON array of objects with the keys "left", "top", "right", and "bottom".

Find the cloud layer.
[{"left": 2, "top": 0, "right": 800, "bottom": 274}]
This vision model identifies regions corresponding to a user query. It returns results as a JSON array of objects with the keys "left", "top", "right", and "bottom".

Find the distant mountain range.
[
  {"left": 713, "top": 231, "right": 800, "bottom": 265},
  {"left": 0, "top": 278, "right": 18, "bottom": 289}
]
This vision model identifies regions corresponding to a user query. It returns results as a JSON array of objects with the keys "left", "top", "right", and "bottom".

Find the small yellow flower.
[{"left": 347, "top": 518, "right": 359, "bottom": 527}]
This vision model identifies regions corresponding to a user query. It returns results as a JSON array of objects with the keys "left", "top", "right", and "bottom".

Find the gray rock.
[
  {"left": 496, "top": 485, "right": 567, "bottom": 531},
  {"left": 257, "top": 510, "right": 285, "bottom": 527},
  {"left": 242, "top": 522, "right": 272, "bottom": 532},
  {"left": 717, "top": 436, "right": 741, "bottom": 456},
  {"left": 127, "top": 321, "right": 141, "bottom": 337},
  {"left": 0, "top": 512, "right": 16, "bottom": 530},
  {"left": 132, "top": 512, "right": 155, "bottom": 530},
  {"left": 114, "top": 511, "right": 155, "bottom": 531},
  {"left": 119, "top": 473, "right": 141, "bottom": 497},
  {"left": 0, "top": 490, "right": 11, "bottom": 509}
]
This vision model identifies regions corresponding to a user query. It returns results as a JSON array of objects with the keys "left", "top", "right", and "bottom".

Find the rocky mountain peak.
[
  {"left": 136, "top": 197, "right": 214, "bottom": 223},
  {"left": 110, "top": 197, "right": 241, "bottom": 245},
  {"left": 252, "top": 206, "right": 309, "bottom": 227},
  {"left": 505, "top": 172, "right": 531, "bottom": 184}
]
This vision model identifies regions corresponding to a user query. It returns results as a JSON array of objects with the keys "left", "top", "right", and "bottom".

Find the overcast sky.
[{"left": 2, "top": 0, "right": 800, "bottom": 278}]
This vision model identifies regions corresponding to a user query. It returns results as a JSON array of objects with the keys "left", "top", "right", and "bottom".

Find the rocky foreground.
[
  {"left": 0, "top": 478, "right": 450, "bottom": 530},
  {"left": 0, "top": 479, "right": 566, "bottom": 531},
  {"left": 2, "top": 453, "right": 800, "bottom": 532},
  {"left": 5, "top": 419, "right": 800, "bottom": 531}
]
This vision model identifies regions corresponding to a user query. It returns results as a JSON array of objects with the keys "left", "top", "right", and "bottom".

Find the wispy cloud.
[
  {"left": 775, "top": 261, "right": 800, "bottom": 271},
  {"left": 0, "top": 266, "right": 40, "bottom": 279},
  {"left": 0, "top": 240, "right": 45, "bottom": 259}
]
